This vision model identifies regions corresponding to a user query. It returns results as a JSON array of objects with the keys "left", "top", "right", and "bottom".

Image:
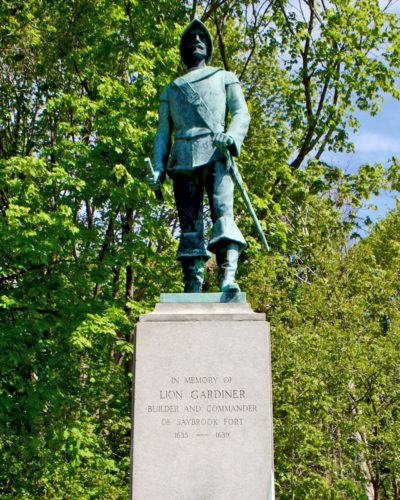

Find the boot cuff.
[
  {"left": 177, "top": 232, "right": 211, "bottom": 261},
  {"left": 208, "top": 216, "right": 247, "bottom": 252}
]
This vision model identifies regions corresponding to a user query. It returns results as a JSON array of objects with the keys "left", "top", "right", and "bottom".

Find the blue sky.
[
  {"left": 320, "top": 0, "right": 400, "bottom": 227},
  {"left": 322, "top": 91, "right": 400, "bottom": 227},
  {"left": 314, "top": 0, "right": 400, "bottom": 228}
]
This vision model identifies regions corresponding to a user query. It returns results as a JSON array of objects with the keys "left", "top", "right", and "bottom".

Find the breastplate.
[{"left": 168, "top": 70, "right": 227, "bottom": 136}]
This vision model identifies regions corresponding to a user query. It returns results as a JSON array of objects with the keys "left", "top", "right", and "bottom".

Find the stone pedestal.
[{"left": 131, "top": 294, "right": 274, "bottom": 500}]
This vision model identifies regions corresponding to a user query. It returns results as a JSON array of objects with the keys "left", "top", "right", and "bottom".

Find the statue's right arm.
[{"left": 153, "top": 86, "right": 172, "bottom": 183}]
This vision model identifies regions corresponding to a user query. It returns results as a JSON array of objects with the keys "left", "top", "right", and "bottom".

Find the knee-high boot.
[
  {"left": 181, "top": 258, "right": 205, "bottom": 293},
  {"left": 216, "top": 242, "right": 241, "bottom": 293}
]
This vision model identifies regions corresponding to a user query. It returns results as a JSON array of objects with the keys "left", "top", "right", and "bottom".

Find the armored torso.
[{"left": 158, "top": 66, "right": 249, "bottom": 171}]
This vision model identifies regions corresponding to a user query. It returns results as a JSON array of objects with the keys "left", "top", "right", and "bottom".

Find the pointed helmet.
[{"left": 179, "top": 19, "right": 213, "bottom": 67}]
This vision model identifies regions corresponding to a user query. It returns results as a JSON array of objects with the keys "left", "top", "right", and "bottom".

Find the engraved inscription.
[
  {"left": 160, "top": 390, "right": 183, "bottom": 399},
  {"left": 144, "top": 374, "right": 259, "bottom": 440},
  {"left": 190, "top": 389, "right": 245, "bottom": 399}
]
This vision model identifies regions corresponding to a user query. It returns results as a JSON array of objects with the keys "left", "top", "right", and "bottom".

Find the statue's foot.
[
  {"left": 217, "top": 242, "right": 241, "bottom": 294},
  {"left": 220, "top": 281, "right": 241, "bottom": 293},
  {"left": 182, "top": 257, "right": 205, "bottom": 293},
  {"left": 184, "top": 283, "right": 202, "bottom": 293}
]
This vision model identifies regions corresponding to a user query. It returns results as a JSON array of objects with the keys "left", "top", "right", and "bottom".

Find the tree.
[
  {"left": 1, "top": 1, "right": 186, "bottom": 497},
  {"left": 1, "top": 0, "right": 399, "bottom": 497},
  {"left": 269, "top": 205, "right": 400, "bottom": 498}
]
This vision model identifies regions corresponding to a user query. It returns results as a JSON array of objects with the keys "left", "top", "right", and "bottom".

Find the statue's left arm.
[{"left": 225, "top": 72, "right": 251, "bottom": 157}]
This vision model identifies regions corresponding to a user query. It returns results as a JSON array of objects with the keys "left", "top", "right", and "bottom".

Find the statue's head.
[{"left": 180, "top": 19, "right": 213, "bottom": 68}]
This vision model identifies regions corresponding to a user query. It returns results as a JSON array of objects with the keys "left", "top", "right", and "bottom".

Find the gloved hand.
[
  {"left": 146, "top": 169, "right": 163, "bottom": 190},
  {"left": 213, "top": 133, "right": 234, "bottom": 157}
]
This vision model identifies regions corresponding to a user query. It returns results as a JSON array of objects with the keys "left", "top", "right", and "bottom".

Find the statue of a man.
[{"left": 147, "top": 19, "right": 250, "bottom": 293}]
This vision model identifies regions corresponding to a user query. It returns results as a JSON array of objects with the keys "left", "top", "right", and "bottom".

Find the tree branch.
[
  {"left": 201, "top": 0, "right": 229, "bottom": 24},
  {"left": 190, "top": 0, "right": 198, "bottom": 20},
  {"left": 215, "top": 15, "right": 230, "bottom": 71}
]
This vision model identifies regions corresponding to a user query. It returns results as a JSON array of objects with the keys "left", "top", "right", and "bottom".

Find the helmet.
[{"left": 179, "top": 19, "right": 213, "bottom": 67}]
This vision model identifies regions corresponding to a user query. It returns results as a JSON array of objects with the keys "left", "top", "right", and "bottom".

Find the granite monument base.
[{"left": 131, "top": 293, "right": 274, "bottom": 500}]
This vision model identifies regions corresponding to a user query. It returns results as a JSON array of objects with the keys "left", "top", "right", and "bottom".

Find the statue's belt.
[{"left": 175, "top": 127, "right": 223, "bottom": 140}]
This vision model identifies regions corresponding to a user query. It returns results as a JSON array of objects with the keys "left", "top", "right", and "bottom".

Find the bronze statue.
[{"left": 147, "top": 19, "right": 251, "bottom": 293}]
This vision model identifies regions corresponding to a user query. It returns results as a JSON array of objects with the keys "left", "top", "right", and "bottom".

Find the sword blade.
[{"left": 228, "top": 156, "right": 270, "bottom": 253}]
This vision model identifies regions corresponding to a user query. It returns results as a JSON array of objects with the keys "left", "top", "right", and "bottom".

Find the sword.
[
  {"left": 226, "top": 153, "right": 270, "bottom": 253},
  {"left": 144, "top": 157, "right": 164, "bottom": 203}
]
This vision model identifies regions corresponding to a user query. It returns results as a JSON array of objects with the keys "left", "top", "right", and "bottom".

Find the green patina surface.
[
  {"left": 149, "top": 20, "right": 250, "bottom": 294},
  {"left": 160, "top": 292, "right": 246, "bottom": 303}
]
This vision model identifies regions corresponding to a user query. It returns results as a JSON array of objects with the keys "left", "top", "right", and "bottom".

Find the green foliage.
[
  {"left": 269, "top": 213, "right": 400, "bottom": 497},
  {"left": 1, "top": 0, "right": 400, "bottom": 498},
  {"left": 0, "top": 0, "right": 186, "bottom": 497}
]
